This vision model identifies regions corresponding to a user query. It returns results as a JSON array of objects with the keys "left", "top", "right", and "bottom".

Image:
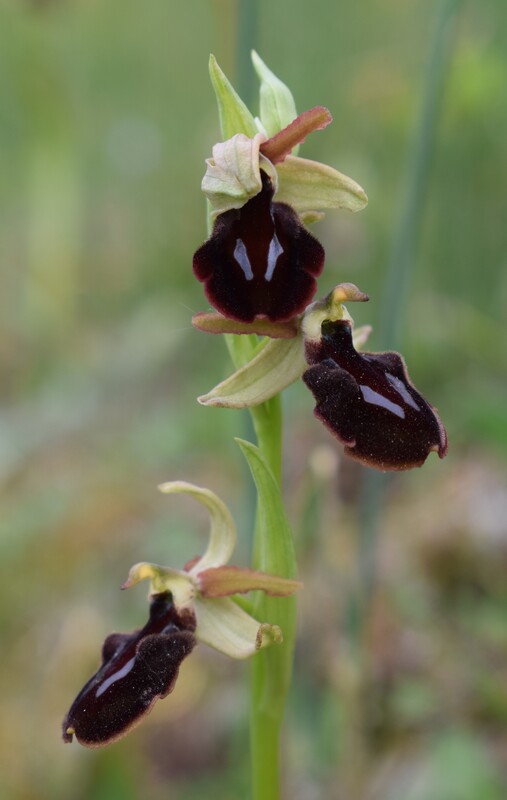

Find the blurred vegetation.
[{"left": 1, "top": 0, "right": 507, "bottom": 798}]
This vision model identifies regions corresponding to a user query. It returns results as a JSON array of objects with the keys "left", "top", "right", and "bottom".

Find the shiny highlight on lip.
[
  {"left": 303, "top": 319, "right": 448, "bottom": 471},
  {"left": 193, "top": 171, "right": 325, "bottom": 323}
]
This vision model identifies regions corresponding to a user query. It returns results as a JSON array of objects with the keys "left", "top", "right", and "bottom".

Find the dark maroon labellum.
[
  {"left": 193, "top": 171, "right": 325, "bottom": 323},
  {"left": 62, "top": 593, "right": 196, "bottom": 747},
  {"left": 303, "top": 320, "right": 448, "bottom": 471}
]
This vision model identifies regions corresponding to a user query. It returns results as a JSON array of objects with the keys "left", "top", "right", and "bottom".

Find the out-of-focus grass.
[{"left": 1, "top": 1, "right": 507, "bottom": 798}]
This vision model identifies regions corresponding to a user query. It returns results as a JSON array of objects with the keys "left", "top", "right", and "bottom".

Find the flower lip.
[
  {"left": 303, "top": 319, "right": 448, "bottom": 471},
  {"left": 193, "top": 170, "right": 325, "bottom": 323},
  {"left": 62, "top": 593, "right": 196, "bottom": 748}
]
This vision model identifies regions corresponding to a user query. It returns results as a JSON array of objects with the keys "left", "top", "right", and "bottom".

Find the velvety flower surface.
[
  {"left": 193, "top": 171, "right": 325, "bottom": 323},
  {"left": 303, "top": 319, "right": 448, "bottom": 470},
  {"left": 63, "top": 592, "right": 196, "bottom": 747}
]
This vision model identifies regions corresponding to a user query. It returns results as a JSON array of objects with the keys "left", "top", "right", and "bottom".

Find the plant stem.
[
  {"left": 248, "top": 396, "right": 285, "bottom": 800},
  {"left": 230, "top": 8, "right": 296, "bottom": 795},
  {"left": 250, "top": 396, "right": 282, "bottom": 485}
]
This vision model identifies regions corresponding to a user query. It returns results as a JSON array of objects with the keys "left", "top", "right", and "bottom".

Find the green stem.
[
  {"left": 249, "top": 396, "right": 286, "bottom": 800},
  {"left": 249, "top": 712, "right": 281, "bottom": 800},
  {"left": 250, "top": 396, "right": 282, "bottom": 485},
  {"left": 223, "top": 8, "right": 293, "bottom": 793}
]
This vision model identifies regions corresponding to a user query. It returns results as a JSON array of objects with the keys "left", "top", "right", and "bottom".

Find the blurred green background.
[{"left": 1, "top": 0, "right": 507, "bottom": 798}]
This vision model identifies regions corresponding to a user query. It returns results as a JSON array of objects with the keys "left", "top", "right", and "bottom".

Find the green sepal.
[
  {"left": 158, "top": 480, "right": 237, "bottom": 573},
  {"left": 198, "top": 334, "right": 306, "bottom": 409},
  {"left": 194, "top": 596, "right": 282, "bottom": 659},
  {"left": 276, "top": 154, "right": 368, "bottom": 213},
  {"left": 209, "top": 54, "right": 258, "bottom": 139},
  {"left": 251, "top": 50, "right": 298, "bottom": 141}
]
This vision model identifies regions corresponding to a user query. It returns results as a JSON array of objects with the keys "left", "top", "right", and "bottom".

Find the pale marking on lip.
[
  {"left": 233, "top": 239, "right": 254, "bottom": 280},
  {"left": 96, "top": 656, "right": 136, "bottom": 698},
  {"left": 265, "top": 233, "right": 284, "bottom": 281},
  {"left": 360, "top": 384, "right": 405, "bottom": 419},
  {"left": 385, "top": 372, "right": 420, "bottom": 411}
]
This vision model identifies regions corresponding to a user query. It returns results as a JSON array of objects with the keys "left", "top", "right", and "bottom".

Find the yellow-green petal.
[
  {"left": 276, "top": 154, "right": 368, "bottom": 213},
  {"left": 157, "top": 481, "right": 236, "bottom": 572},
  {"left": 209, "top": 54, "right": 258, "bottom": 139},
  {"left": 193, "top": 596, "right": 282, "bottom": 659},
  {"left": 198, "top": 334, "right": 306, "bottom": 409},
  {"left": 251, "top": 50, "right": 298, "bottom": 140}
]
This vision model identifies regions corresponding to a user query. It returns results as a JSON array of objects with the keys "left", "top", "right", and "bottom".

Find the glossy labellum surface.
[
  {"left": 303, "top": 320, "right": 448, "bottom": 471},
  {"left": 63, "top": 593, "right": 196, "bottom": 747},
  {"left": 193, "top": 171, "right": 325, "bottom": 322}
]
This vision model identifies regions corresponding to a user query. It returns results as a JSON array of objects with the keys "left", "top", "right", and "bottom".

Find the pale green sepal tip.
[
  {"left": 251, "top": 50, "right": 298, "bottom": 144},
  {"left": 193, "top": 596, "right": 282, "bottom": 659},
  {"left": 198, "top": 334, "right": 306, "bottom": 409},
  {"left": 209, "top": 54, "right": 258, "bottom": 139},
  {"left": 157, "top": 481, "right": 236, "bottom": 573},
  {"left": 276, "top": 155, "right": 368, "bottom": 213}
]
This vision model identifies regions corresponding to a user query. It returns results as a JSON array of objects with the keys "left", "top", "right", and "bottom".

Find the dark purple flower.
[
  {"left": 193, "top": 171, "right": 325, "bottom": 323},
  {"left": 63, "top": 593, "right": 196, "bottom": 747},
  {"left": 303, "top": 319, "right": 448, "bottom": 471}
]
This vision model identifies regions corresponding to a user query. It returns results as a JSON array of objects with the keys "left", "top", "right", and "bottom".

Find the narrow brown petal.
[
  {"left": 192, "top": 311, "right": 298, "bottom": 339},
  {"left": 197, "top": 565, "right": 303, "bottom": 597},
  {"left": 260, "top": 106, "right": 333, "bottom": 164}
]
